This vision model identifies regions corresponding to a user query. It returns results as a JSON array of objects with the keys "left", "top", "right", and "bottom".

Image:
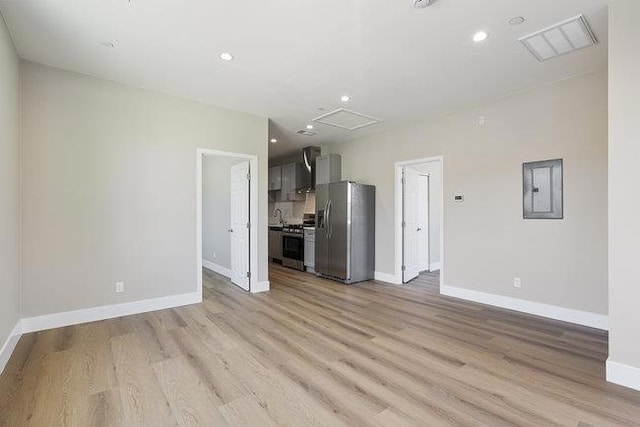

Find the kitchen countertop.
[{"left": 268, "top": 224, "right": 315, "bottom": 230}]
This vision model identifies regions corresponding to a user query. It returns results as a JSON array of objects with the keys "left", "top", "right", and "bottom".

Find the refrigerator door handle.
[
  {"left": 323, "top": 199, "right": 329, "bottom": 231},
  {"left": 326, "top": 200, "right": 332, "bottom": 239}
]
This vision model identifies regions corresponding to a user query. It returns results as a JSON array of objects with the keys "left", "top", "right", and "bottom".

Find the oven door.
[{"left": 282, "top": 234, "right": 304, "bottom": 261}]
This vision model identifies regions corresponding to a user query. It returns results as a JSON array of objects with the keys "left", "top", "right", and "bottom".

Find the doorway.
[
  {"left": 395, "top": 156, "right": 444, "bottom": 286},
  {"left": 196, "top": 149, "right": 258, "bottom": 295}
]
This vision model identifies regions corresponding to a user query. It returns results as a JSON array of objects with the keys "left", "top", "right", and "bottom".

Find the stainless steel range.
[{"left": 282, "top": 224, "right": 305, "bottom": 271}]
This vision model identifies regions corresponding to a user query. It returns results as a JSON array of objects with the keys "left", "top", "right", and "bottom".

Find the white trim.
[
  {"left": 202, "top": 259, "right": 232, "bottom": 279},
  {"left": 197, "top": 149, "right": 263, "bottom": 294},
  {"left": 374, "top": 271, "right": 402, "bottom": 284},
  {"left": 251, "top": 281, "right": 270, "bottom": 293},
  {"left": 606, "top": 360, "right": 640, "bottom": 391},
  {"left": 440, "top": 285, "right": 608, "bottom": 330},
  {"left": 395, "top": 156, "right": 445, "bottom": 286},
  {"left": 20, "top": 292, "right": 201, "bottom": 334},
  {"left": 0, "top": 321, "right": 22, "bottom": 375},
  {"left": 429, "top": 262, "right": 441, "bottom": 271}
]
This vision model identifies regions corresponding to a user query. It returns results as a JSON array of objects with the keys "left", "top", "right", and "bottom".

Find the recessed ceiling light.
[
  {"left": 306, "top": 124, "right": 314, "bottom": 130},
  {"left": 341, "top": 95, "right": 351, "bottom": 103},
  {"left": 473, "top": 31, "right": 489, "bottom": 43},
  {"left": 219, "top": 52, "right": 234, "bottom": 61},
  {"left": 509, "top": 16, "right": 526, "bottom": 26},
  {"left": 101, "top": 41, "right": 117, "bottom": 48},
  {"left": 270, "top": 138, "right": 278, "bottom": 143}
]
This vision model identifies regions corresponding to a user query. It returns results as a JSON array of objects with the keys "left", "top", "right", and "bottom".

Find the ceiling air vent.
[
  {"left": 313, "top": 108, "right": 381, "bottom": 131},
  {"left": 519, "top": 15, "right": 598, "bottom": 61},
  {"left": 297, "top": 129, "right": 317, "bottom": 136}
]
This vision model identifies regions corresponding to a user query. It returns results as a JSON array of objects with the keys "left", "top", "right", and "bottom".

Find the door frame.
[
  {"left": 196, "top": 149, "right": 258, "bottom": 295},
  {"left": 394, "top": 156, "right": 444, "bottom": 287},
  {"left": 417, "top": 173, "right": 430, "bottom": 273}
]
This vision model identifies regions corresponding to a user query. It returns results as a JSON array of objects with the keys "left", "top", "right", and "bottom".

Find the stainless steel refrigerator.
[{"left": 315, "top": 181, "right": 375, "bottom": 284}]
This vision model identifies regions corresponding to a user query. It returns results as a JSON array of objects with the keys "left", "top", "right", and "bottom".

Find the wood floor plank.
[
  {"left": 218, "top": 395, "right": 279, "bottom": 427},
  {"left": 2, "top": 263, "right": 640, "bottom": 426},
  {"left": 215, "top": 349, "right": 347, "bottom": 427},
  {"left": 88, "top": 388, "right": 124, "bottom": 427},
  {"left": 152, "top": 356, "right": 230, "bottom": 426},
  {"left": 110, "top": 333, "right": 176, "bottom": 426}
]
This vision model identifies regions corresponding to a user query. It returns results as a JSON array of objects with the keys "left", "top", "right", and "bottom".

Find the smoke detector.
[{"left": 414, "top": 0, "right": 436, "bottom": 8}]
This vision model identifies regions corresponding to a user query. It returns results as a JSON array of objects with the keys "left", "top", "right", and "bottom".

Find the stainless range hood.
[{"left": 297, "top": 146, "right": 321, "bottom": 193}]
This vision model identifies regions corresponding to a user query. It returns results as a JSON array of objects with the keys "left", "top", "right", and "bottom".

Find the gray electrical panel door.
[{"left": 523, "top": 159, "right": 563, "bottom": 219}]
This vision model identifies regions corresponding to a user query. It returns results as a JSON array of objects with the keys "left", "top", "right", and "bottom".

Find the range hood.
[{"left": 297, "top": 146, "right": 321, "bottom": 193}]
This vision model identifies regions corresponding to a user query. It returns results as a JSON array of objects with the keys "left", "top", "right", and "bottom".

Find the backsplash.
[{"left": 269, "top": 193, "right": 315, "bottom": 225}]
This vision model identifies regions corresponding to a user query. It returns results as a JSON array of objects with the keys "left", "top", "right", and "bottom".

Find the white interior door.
[
  {"left": 417, "top": 174, "right": 430, "bottom": 272},
  {"left": 403, "top": 167, "right": 421, "bottom": 283},
  {"left": 230, "top": 161, "right": 250, "bottom": 291}
]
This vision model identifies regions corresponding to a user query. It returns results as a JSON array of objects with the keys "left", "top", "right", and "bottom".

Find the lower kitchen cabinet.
[
  {"left": 268, "top": 228, "right": 282, "bottom": 261},
  {"left": 304, "top": 228, "right": 315, "bottom": 273}
]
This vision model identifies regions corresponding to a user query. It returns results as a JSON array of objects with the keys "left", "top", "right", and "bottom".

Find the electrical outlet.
[
  {"left": 115, "top": 281, "right": 124, "bottom": 293},
  {"left": 513, "top": 277, "right": 522, "bottom": 288},
  {"left": 212, "top": 251, "right": 217, "bottom": 258}
]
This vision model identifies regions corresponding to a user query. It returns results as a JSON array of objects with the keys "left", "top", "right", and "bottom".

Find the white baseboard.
[
  {"left": 0, "top": 321, "right": 23, "bottom": 375},
  {"left": 440, "top": 285, "right": 608, "bottom": 330},
  {"left": 607, "top": 360, "right": 640, "bottom": 391},
  {"left": 21, "top": 292, "right": 202, "bottom": 334},
  {"left": 252, "top": 281, "right": 270, "bottom": 293},
  {"left": 429, "top": 262, "right": 441, "bottom": 271},
  {"left": 203, "top": 259, "right": 232, "bottom": 279},
  {"left": 374, "top": 271, "right": 401, "bottom": 285}
]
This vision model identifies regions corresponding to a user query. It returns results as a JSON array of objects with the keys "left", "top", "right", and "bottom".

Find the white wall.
[
  {"left": 329, "top": 71, "right": 608, "bottom": 315},
  {"left": 0, "top": 15, "right": 21, "bottom": 354},
  {"left": 608, "top": 0, "right": 640, "bottom": 389},
  {"left": 202, "top": 156, "right": 245, "bottom": 271},
  {"left": 408, "top": 161, "right": 441, "bottom": 270},
  {"left": 21, "top": 61, "right": 268, "bottom": 317}
]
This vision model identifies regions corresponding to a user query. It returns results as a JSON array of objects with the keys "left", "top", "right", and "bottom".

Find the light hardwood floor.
[{"left": 1, "top": 264, "right": 640, "bottom": 426}]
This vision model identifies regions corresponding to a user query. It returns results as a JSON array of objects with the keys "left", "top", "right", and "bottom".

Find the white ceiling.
[{"left": 0, "top": 0, "right": 609, "bottom": 158}]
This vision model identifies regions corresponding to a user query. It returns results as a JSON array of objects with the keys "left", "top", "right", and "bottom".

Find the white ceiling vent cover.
[
  {"left": 519, "top": 15, "right": 597, "bottom": 61},
  {"left": 313, "top": 108, "right": 382, "bottom": 131}
]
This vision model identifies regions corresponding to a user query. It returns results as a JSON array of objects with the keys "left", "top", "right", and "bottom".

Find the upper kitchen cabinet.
[
  {"left": 268, "top": 165, "right": 282, "bottom": 191},
  {"left": 316, "top": 154, "right": 342, "bottom": 185},
  {"left": 281, "top": 162, "right": 305, "bottom": 201},
  {"left": 270, "top": 147, "right": 321, "bottom": 201}
]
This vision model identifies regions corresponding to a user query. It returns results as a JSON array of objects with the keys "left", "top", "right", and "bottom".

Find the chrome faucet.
[{"left": 273, "top": 208, "right": 284, "bottom": 225}]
